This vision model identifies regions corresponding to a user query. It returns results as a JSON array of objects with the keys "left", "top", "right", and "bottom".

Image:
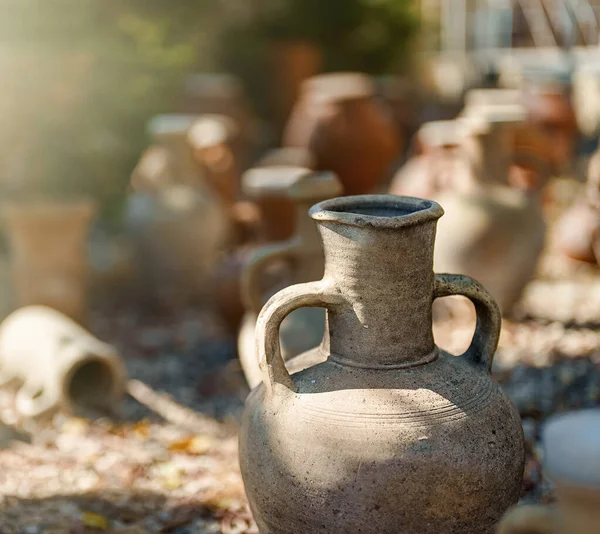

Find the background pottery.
[
  {"left": 0, "top": 306, "right": 126, "bottom": 418},
  {"left": 237, "top": 167, "right": 342, "bottom": 389}
]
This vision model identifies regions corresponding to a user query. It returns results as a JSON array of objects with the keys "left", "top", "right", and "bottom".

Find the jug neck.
[{"left": 311, "top": 195, "right": 443, "bottom": 368}]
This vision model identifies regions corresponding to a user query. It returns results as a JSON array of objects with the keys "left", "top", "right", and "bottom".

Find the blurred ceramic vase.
[
  {"left": 125, "top": 115, "right": 229, "bottom": 306},
  {"left": 126, "top": 184, "right": 228, "bottom": 307},
  {"left": 239, "top": 195, "right": 524, "bottom": 534},
  {"left": 2, "top": 199, "right": 96, "bottom": 324},
  {"left": 521, "top": 72, "right": 578, "bottom": 176},
  {"left": 433, "top": 106, "right": 546, "bottom": 314},
  {"left": 389, "top": 120, "right": 468, "bottom": 199},
  {"left": 237, "top": 167, "right": 342, "bottom": 389},
  {"left": 181, "top": 73, "right": 258, "bottom": 166},
  {"left": 498, "top": 409, "right": 600, "bottom": 534},
  {"left": 249, "top": 148, "right": 317, "bottom": 242},
  {"left": 283, "top": 72, "right": 400, "bottom": 195},
  {"left": 554, "top": 143, "right": 600, "bottom": 264},
  {"left": 0, "top": 306, "right": 126, "bottom": 418}
]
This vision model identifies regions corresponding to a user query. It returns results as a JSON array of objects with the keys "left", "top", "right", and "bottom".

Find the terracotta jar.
[
  {"left": 498, "top": 409, "right": 600, "bottom": 534},
  {"left": 239, "top": 195, "right": 524, "bottom": 534},
  {"left": 555, "top": 143, "right": 600, "bottom": 264},
  {"left": 433, "top": 110, "right": 546, "bottom": 314},
  {"left": 0, "top": 306, "right": 126, "bottom": 418},
  {"left": 283, "top": 72, "right": 401, "bottom": 195},
  {"left": 2, "top": 199, "right": 96, "bottom": 324},
  {"left": 237, "top": 167, "right": 342, "bottom": 389}
]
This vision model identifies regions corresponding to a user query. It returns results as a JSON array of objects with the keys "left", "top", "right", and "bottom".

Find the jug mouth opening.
[{"left": 310, "top": 195, "right": 444, "bottom": 228}]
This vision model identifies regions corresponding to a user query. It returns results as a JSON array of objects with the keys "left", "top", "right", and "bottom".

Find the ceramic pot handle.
[
  {"left": 256, "top": 280, "right": 343, "bottom": 394},
  {"left": 16, "top": 382, "right": 57, "bottom": 418},
  {"left": 240, "top": 240, "right": 300, "bottom": 315},
  {"left": 497, "top": 504, "right": 557, "bottom": 534},
  {"left": 434, "top": 273, "right": 501, "bottom": 372}
]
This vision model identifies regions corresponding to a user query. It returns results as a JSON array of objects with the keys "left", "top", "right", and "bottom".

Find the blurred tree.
[
  {"left": 0, "top": 0, "right": 216, "bottom": 225},
  {"left": 215, "top": 0, "right": 419, "bottom": 123}
]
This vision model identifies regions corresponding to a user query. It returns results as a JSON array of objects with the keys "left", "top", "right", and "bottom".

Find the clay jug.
[
  {"left": 283, "top": 72, "right": 401, "bottom": 195},
  {"left": 237, "top": 167, "right": 342, "bottom": 389},
  {"left": 498, "top": 409, "right": 600, "bottom": 534},
  {"left": 239, "top": 195, "right": 524, "bottom": 534},
  {"left": 2, "top": 199, "right": 96, "bottom": 324},
  {"left": 0, "top": 306, "right": 126, "bottom": 418},
  {"left": 433, "top": 108, "right": 546, "bottom": 314}
]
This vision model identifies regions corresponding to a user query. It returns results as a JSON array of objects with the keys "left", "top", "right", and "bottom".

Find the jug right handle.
[
  {"left": 256, "top": 279, "right": 344, "bottom": 395},
  {"left": 496, "top": 504, "right": 557, "bottom": 534},
  {"left": 434, "top": 273, "right": 501, "bottom": 372},
  {"left": 240, "top": 240, "right": 300, "bottom": 316}
]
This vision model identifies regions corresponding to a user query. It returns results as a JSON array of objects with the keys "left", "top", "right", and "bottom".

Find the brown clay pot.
[
  {"left": 239, "top": 195, "right": 524, "bottom": 533},
  {"left": 237, "top": 167, "right": 343, "bottom": 389},
  {"left": 2, "top": 199, "right": 96, "bottom": 324},
  {"left": 270, "top": 40, "right": 322, "bottom": 128},
  {"left": 498, "top": 409, "right": 600, "bottom": 534},
  {"left": 283, "top": 72, "right": 401, "bottom": 195}
]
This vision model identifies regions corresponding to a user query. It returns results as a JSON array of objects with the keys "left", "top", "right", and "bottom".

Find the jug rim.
[{"left": 310, "top": 195, "right": 444, "bottom": 229}]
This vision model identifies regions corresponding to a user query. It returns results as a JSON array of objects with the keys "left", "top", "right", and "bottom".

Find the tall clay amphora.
[
  {"left": 2, "top": 200, "right": 96, "bottom": 324},
  {"left": 283, "top": 72, "right": 401, "bottom": 195},
  {"left": 498, "top": 409, "right": 600, "bottom": 534},
  {"left": 239, "top": 195, "right": 524, "bottom": 533},
  {"left": 237, "top": 167, "right": 343, "bottom": 389}
]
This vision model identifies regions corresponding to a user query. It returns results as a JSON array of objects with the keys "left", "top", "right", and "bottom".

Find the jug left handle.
[
  {"left": 496, "top": 504, "right": 557, "bottom": 534},
  {"left": 434, "top": 273, "right": 501, "bottom": 372},
  {"left": 256, "top": 279, "right": 343, "bottom": 394},
  {"left": 240, "top": 240, "right": 300, "bottom": 316}
]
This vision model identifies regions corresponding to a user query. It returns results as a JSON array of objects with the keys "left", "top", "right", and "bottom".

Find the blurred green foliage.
[
  {"left": 216, "top": 0, "right": 419, "bottom": 122},
  {"left": 0, "top": 0, "right": 215, "bottom": 224},
  {"left": 0, "top": 0, "right": 418, "bottom": 225}
]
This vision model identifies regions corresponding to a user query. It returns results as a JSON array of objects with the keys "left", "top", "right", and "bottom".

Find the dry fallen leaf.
[
  {"left": 168, "top": 435, "right": 212, "bottom": 455},
  {"left": 133, "top": 421, "right": 150, "bottom": 439},
  {"left": 82, "top": 511, "right": 108, "bottom": 530}
]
